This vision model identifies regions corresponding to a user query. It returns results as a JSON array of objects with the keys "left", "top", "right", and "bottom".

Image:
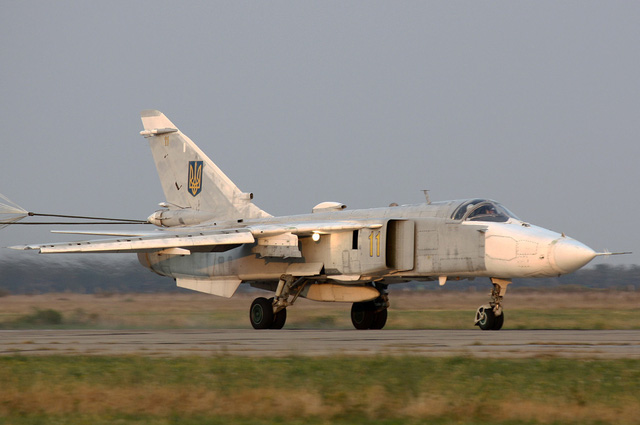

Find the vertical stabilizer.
[{"left": 140, "top": 110, "right": 271, "bottom": 220}]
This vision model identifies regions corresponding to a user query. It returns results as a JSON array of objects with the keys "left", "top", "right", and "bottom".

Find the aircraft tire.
[
  {"left": 351, "top": 302, "right": 375, "bottom": 330},
  {"left": 492, "top": 311, "right": 504, "bottom": 330},
  {"left": 370, "top": 309, "right": 388, "bottom": 330},
  {"left": 477, "top": 307, "right": 504, "bottom": 331},
  {"left": 250, "top": 297, "right": 274, "bottom": 329},
  {"left": 269, "top": 298, "right": 287, "bottom": 329},
  {"left": 476, "top": 306, "right": 496, "bottom": 331}
]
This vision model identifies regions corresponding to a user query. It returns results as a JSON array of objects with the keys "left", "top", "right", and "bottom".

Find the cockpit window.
[
  {"left": 451, "top": 199, "right": 519, "bottom": 223},
  {"left": 452, "top": 199, "right": 485, "bottom": 220}
]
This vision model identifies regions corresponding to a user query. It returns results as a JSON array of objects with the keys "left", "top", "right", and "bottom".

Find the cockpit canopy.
[{"left": 451, "top": 199, "right": 519, "bottom": 223}]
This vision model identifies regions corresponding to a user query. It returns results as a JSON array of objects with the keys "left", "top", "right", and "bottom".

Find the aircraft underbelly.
[{"left": 138, "top": 245, "right": 296, "bottom": 281}]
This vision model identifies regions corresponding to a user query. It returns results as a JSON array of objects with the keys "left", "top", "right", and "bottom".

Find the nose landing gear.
[
  {"left": 475, "top": 278, "right": 511, "bottom": 331},
  {"left": 475, "top": 305, "right": 504, "bottom": 330}
]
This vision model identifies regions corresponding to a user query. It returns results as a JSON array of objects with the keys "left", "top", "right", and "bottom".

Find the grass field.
[
  {"left": 0, "top": 355, "right": 639, "bottom": 425},
  {"left": 1, "top": 289, "right": 638, "bottom": 330},
  {"left": 1, "top": 290, "right": 639, "bottom": 424}
]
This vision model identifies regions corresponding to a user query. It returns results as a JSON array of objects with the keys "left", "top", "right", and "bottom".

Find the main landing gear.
[
  {"left": 249, "top": 277, "right": 392, "bottom": 330},
  {"left": 249, "top": 275, "right": 307, "bottom": 330},
  {"left": 351, "top": 286, "right": 390, "bottom": 330},
  {"left": 249, "top": 297, "right": 287, "bottom": 329},
  {"left": 350, "top": 298, "right": 388, "bottom": 329},
  {"left": 475, "top": 278, "right": 511, "bottom": 330}
]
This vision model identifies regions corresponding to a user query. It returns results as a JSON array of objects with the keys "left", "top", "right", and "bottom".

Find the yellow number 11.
[{"left": 369, "top": 231, "right": 380, "bottom": 257}]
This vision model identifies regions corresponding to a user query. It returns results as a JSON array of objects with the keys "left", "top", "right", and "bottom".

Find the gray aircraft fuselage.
[{"left": 138, "top": 199, "right": 596, "bottom": 290}]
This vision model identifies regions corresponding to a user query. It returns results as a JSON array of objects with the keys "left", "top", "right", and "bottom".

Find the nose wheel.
[
  {"left": 475, "top": 306, "right": 504, "bottom": 330},
  {"left": 475, "top": 278, "right": 510, "bottom": 331}
]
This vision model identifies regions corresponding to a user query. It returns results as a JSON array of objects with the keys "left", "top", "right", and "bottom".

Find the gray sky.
[{"left": 1, "top": 1, "right": 639, "bottom": 266}]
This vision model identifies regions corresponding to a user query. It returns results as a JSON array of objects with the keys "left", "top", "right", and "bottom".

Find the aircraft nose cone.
[{"left": 552, "top": 238, "right": 597, "bottom": 274}]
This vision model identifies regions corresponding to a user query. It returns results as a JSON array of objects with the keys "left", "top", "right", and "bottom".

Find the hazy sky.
[{"left": 1, "top": 1, "right": 639, "bottom": 267}]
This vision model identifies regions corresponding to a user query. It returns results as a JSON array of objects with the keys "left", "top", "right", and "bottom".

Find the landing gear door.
[{"left": 386, "top": 220, "right": 415, "bottom": 271}]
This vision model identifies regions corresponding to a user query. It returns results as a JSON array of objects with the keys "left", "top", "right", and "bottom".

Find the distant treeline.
[
  {"left": 0, "top": 254, "right": 638, "bottom": 295},
  {"left": 0, "top": 254, "right": 179, "bottom": 295}
]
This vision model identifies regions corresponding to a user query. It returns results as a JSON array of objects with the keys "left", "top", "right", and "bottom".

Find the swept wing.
[
  {"left": 9, "top": 220, "right": 382, "bottom": 254},
  {"left": 10, "top": 229, "right": 254, "bottom": 254}
]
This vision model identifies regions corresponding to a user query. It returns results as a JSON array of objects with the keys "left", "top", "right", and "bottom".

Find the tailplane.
[{"left": 140, "top": 110, "right": 271, "bottom": 221}]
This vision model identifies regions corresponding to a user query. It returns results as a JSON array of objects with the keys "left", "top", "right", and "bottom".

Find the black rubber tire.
[
  {"left": 269, "top": 298, "right": 287, "bottom": 329},
  {"left": 351, "top": 302, "right": 375, "bottom": 330},
  {"left": 370, "top": 309, "right": 388, "bottom": 330},
  {"left": 492, "top": 311, "right": 504, "bottom": 330},
  {"left": 477, "top": 306, "right": 496, "bottom": 331},
  {"left": 250, "top": 297, "right": 274, "bottom": 329}
]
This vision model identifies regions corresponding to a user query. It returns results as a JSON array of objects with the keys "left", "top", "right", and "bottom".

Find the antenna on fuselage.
[{"left": 422, "top": 190, "right": 431, "bottom": 205}]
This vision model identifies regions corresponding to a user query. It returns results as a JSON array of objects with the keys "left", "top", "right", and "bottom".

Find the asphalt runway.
[{"left": 1, "top": 329, "right": 639, "bottom": 358}]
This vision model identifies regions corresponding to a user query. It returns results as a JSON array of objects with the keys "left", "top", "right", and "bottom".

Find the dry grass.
[
  {"left": 2, "top": 384, "right": 638, "bottom": 422},
  {"left": 391, "top": 287, "right": 640, "bottom": 309},
  {"left": 0, "top": 356, "right": 638, "bottom": 424},
  {"left": 0, "top": 289, "right": 639, "bottom": 329}
]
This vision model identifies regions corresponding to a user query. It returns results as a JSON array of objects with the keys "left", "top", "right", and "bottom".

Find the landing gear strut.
[
  {"left": 475, "top": 278, "right": 511, "bottom": 331},
  {"left": 249, "top": 274, "right": 307, "bottom": 330}
]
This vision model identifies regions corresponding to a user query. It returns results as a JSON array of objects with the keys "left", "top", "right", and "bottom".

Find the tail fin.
[{"left": 140, "top": 110, "right": 271, "bottom": 220}]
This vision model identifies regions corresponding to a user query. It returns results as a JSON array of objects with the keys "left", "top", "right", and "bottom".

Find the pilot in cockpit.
[{"left": 477, "top": 205, "right": 496, "bottom": 216}]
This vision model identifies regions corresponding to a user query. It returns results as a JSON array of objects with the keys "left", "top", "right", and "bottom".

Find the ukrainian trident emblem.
[{"left": 188, "top": 161, "right": 203, "bottom": 197}]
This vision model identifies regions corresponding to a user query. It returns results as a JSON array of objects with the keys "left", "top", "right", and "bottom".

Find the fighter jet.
[{"left": 9, "top": 110, "right": 617, "bottom": 330}]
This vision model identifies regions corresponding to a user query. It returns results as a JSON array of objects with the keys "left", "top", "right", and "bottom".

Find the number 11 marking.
[{"left": 369, "top": 231, "right": 380, "bottom": 257}]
